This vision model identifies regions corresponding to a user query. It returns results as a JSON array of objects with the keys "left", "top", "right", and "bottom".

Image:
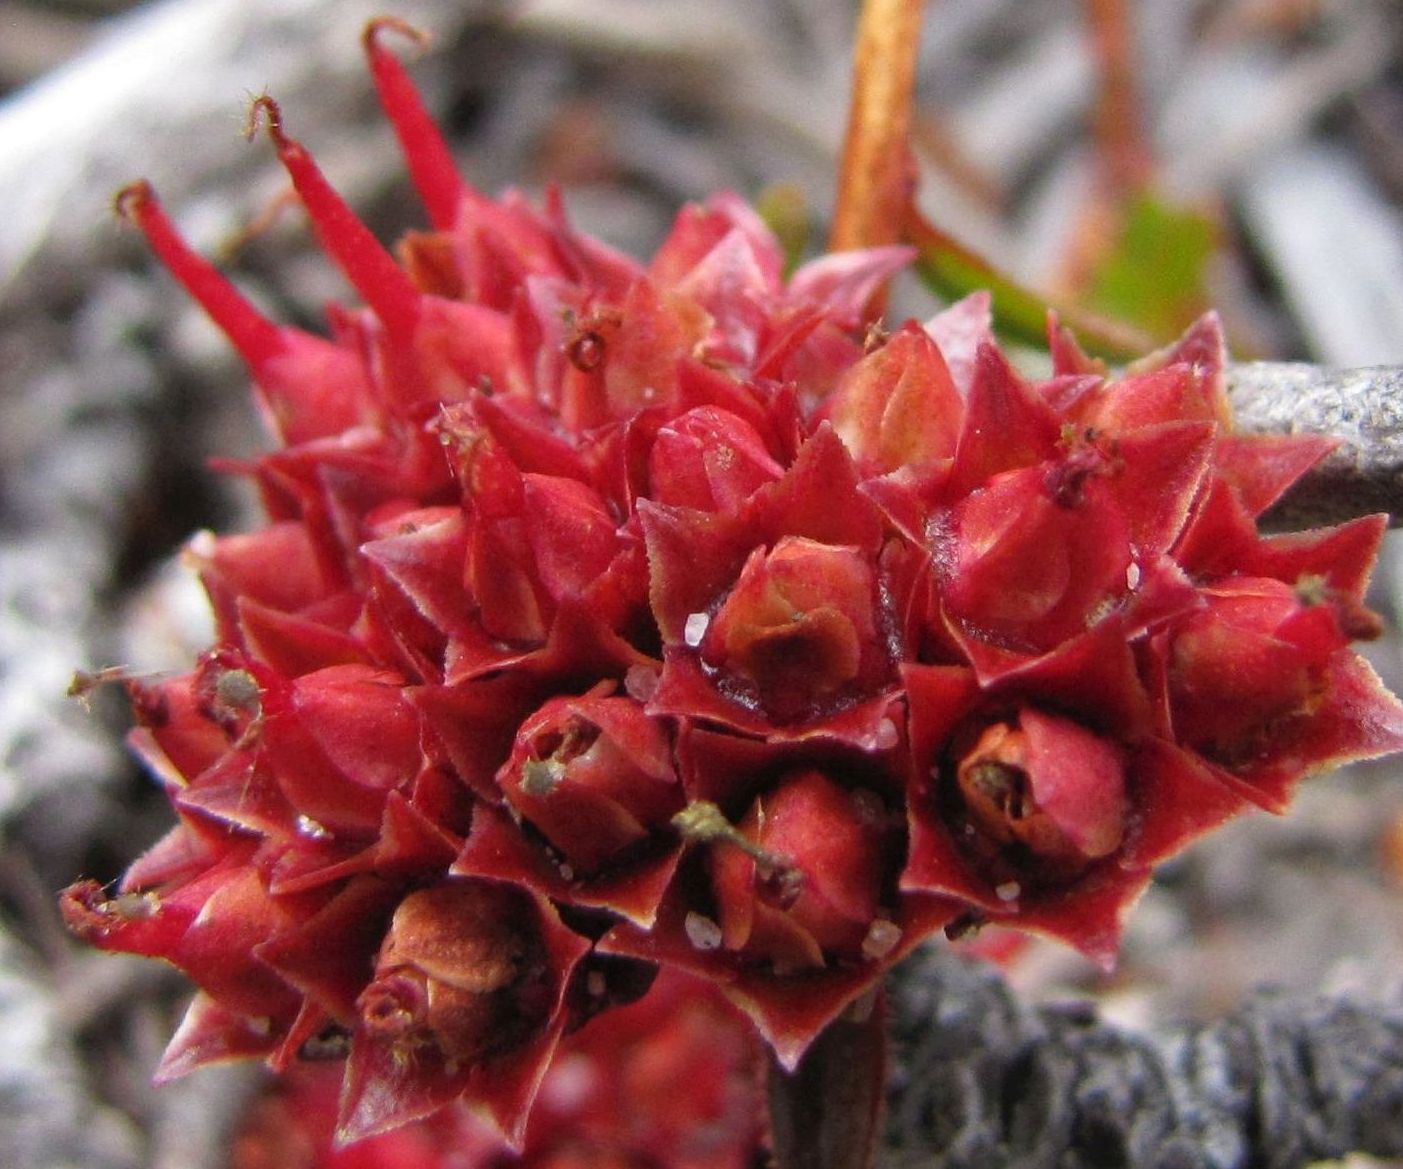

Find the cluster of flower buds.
[{"left": 61, "top": 21, "right": 1403, "bottom": 1146}]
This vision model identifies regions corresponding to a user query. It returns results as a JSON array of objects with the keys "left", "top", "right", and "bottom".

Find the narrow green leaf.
[
  {"left": 1083, "top": 194, "right": 1217, "bottom": 340},
  {"left": 757, "top": 183, "right": 811, "bottom": 279},
  {"left": 903, "top": 205, "right": 1155, "bottom": 363}
]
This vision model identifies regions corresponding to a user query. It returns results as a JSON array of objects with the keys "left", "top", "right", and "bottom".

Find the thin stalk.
[
  {"left": 903, "top": 201, "right": 1156, "bottom": 361},
  {"left": 830, "top": 0, "right": 926, "bottom": 268},
  {"left": 1085, "top": 0, "right": 1154, "bottom": 198},
  {"left": 769, "top": 988, "right": 888, "bottom": 1169}
]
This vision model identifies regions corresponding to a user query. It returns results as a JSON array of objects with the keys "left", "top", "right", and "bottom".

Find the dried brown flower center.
[
  {"left": 359, "top": 883, "right": 546, "bottom": 1064},
  {"left": 954, "top": 719, "right": 1122, "bottom": 870}
]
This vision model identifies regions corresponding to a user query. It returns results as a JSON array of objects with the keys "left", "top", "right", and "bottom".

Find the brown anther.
[
  {"left": 862, "top": 320, "right": 891, "bottom": 352},
  {"left": 112, "top": 180, "right": 154, "bottom": 223},
  {"left": 244, "top": 93, "right": 288, "bottom": 146},
  {"left": 58, "top": 880, "right": 161, "bottom": 940},
  {"left": 965, "top": 761, "right": 1032, "bottom": 821},
  {"left": 1046, "top": 446, "right": 1109, "bottom": 508},
  {"left": 943, "top": 912, "right": 984, "bottom": 942},
  {"left": 566, "top": 330, "right": 607, "bottom": 372},
  {"left": 955, "top": 721, "right": 1035, "bottom": 849},
  {"left": 58, "top": 880, "right": 113, "bottom": 939},
  {"left": 561, "top": 308, "right": 621, "bottom": 372},
  {"left": 364, "top": 16, "right": 432, "bottom": 55},
  {"left": 756, "top": 865, "right": 805, "bottom": 910}
]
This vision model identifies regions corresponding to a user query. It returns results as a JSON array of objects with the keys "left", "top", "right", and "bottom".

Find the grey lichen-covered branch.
[
  {"left": 882, "top": 946, "right": 1403, "bottom": 1169},
  {"left": 1229, "top": 362, "right": 1403, "bottom": 529}
]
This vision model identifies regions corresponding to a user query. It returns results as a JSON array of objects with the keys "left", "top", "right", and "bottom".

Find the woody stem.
[
  {"left": 830, "top": 0, "right": 926, "bottom": 268},
  {"left": 768, "top": 986, "right": 888, "bottom": 1169}
]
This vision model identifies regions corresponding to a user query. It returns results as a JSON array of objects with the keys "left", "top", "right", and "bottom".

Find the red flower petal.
[
  {"left": 822, "top": 322, "right": 962, "bottom": 480},
  {"left": 948, "top": 341, "right": 1061, "bottom": 494}
]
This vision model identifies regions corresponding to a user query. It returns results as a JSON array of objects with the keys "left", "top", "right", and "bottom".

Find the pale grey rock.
[
  {"left": 1239, "top": 145, "right": 1403, "bottom": 368},
  {"left": 0, "top": 935, "right": 141, "bottom": 1169}
]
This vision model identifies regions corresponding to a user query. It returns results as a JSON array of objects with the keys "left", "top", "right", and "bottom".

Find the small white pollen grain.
[
  {"left": 684, "top": 912, "right": 723, "bottom": 951},
  {"left": 180, "top": 529, "right": 217, "bottom": 572},
  {"left": 1126, "top": 563, "right": 1142, "bottom": 590},
  {"left": 296, "top": 814, "right": 331, "bottom": 841},
  {"left": 874, "top": 718, "right": 899, "bottom": 751},
  {"left": 862, "top": 919, "right": 901, "bottom": 961},
  {"left": 996, "top": 881, "right": 1021, "bottom": 903},
  {"left": 684, "top": 611, "right": 710, "bottom": 647},
  {"left": 187, "top": 529, "right": 217, "bottom": 558},
  {"left": 624, "top": 664, "right": 660, "bottom": 701},
  {"left": 558, "top": 863, "right": 575, "bottom": 882},
  {"left": 111, "top": 892, "right": 159, "bottom": 921},
  {"left": 587, "top": 971, "right": 607, "bottom": 997}
]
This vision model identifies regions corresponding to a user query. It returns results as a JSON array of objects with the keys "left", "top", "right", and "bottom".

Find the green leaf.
[
  {"left": 903, "top": 206, "right": 1155, "bottom": 363},
  {"left": 1081, "top": 194, "right": 1217, "bottom": 340},
  {"left": 756, "top": 183, "right": 811, "bottom": 279}
]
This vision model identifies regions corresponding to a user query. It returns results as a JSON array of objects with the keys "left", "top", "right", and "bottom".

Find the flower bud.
[
  {"left": 694, "top": 771, "right": 894, "bottom": 972},
  {"left": 1164, "top": 576, "right": 1379, "bottom": 768},
  {"left": 358, "top": 882, "right": 547, "bottom": 1066},
  {"left": 954, "top": 708, "right": 1126, "bottom": 875},
  {"left": 499, "top": 692, "right": 680, "bottom": 873},
  {"left": 700, "top": 536, "right": 884, "bottom": 723},
  {"left": 648, "top": 406, "right": 783, "bottom": 513}
]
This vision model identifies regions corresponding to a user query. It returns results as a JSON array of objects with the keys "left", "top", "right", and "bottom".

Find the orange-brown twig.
[
  {"left": 830, "top": 0, "right": 926, "bottom": 264},
  {"left": 1085, "top": 0, "right": 1154, "bottom": 199}
]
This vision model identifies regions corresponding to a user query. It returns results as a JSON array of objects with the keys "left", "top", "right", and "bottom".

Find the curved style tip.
[
  {"left": 113, "top": 179, "right": 155, "bottom": 222},
  {"left": 244, "top": 93, "right": 288, "bottom": 146},
  {"left": 363, "top": 15, "right": 432, "bottom": 56}
]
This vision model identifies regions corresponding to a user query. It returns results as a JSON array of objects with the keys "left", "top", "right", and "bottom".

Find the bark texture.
[
  {"left": 1229, "top": 362, "right": 1403, "bottom": 530},
  {"left": 883, "top": 946, "right": 1403, "bottom": 1169}
]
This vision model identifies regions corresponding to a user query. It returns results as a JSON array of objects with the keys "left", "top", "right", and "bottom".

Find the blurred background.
[{"left": 0, "top": 1, "right": 1400, "bottom": 1165}]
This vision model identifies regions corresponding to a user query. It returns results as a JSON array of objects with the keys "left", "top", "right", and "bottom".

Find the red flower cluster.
[
  {"left": 231, "top": 969, "right": 762, "bottom": 1169},
  {"left": 62, "top": 22, "right": 1403, "bottom": 1146}
]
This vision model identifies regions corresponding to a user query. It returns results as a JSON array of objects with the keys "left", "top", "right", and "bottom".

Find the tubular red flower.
[
  {"left": 703, "top": 770, "right": 897, "bottom": 971},
  {"left": 498, "top": 689, "right": 681, "bottom": 873}
]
